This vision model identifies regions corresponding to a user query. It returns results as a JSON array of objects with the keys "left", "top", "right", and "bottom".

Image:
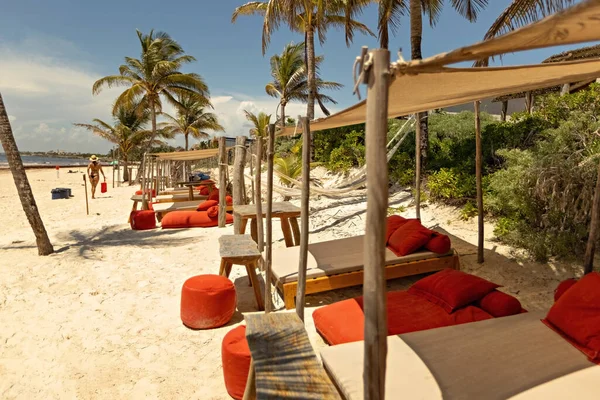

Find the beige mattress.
[
  {"left": 152, "top": 200, "right": 201, "bottom": 213},
  {"left": 271, "top": 235, "right": 453, "bottom": 284},
  {"left": 321, "top": 312, "right": 599, "bottom": 400}
]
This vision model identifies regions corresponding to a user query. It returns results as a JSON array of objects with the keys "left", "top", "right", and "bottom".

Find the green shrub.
[
  {"left": 460, "top": 201, "right": 478, "bottom": 221},
  {"left": 427, "top": 168, "right": 476, "bottom": 201}
]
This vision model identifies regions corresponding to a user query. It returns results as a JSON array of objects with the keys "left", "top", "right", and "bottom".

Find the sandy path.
[{"left": 0, "top": 167, "right": 583, "bottom": 399}]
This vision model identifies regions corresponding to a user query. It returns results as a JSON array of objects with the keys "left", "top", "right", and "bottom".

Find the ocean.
[{"left": 0, "top": 154, "right": 90, "bottom": 168}]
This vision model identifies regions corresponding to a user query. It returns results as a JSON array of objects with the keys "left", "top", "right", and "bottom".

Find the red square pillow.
[
  {"left": 425, "top": 232, "right": 451, "bottom": 254},
  {"left": 476, "top": 290, "right": 522, "bottom": 318},
  {"left": 207, "top": 205, "right": 219, "bottom": 218},
  {"left": 385, "top": 215, "right": 409, "bottom": 244},
  {"left": 408, "top": 269, "right": 500, "bottom": 313},
  {"left": 554, "top": 278, "right": 578, "bottom": 302},
  {"left": 197, "top": 200, "right": 218, "bottom": 211},
  {"left": 544, "top": 272, "right": 600, "bottom": 361},
  {"left": 387, "top": 220, "right": 432, "bottom": 256}
]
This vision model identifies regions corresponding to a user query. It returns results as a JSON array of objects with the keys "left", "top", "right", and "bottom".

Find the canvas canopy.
[
  {"left": 151, "top": 147, "right": 231, "bottom": 161},
  {"left": 281, "top": 0, "right": 600, "bottom": 135}
]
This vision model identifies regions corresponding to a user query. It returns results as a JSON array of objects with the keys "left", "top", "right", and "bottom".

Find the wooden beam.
[
  {"left": 233, "top": 136, "right": 247, "bottom": 234},
  {"left": 475, "top": 101, "right": 484, "bottom": 264},
  {"left": 295, "top": 117, "right": 311, "bottom": 322},
  {"left": 584, "top": 158, "right": 600, "bottom": 274},
  {"left": 415, "top": 114, "right": 422, "bottom": 220},
  {"left": 218, "top": 137, "right": 227, "bottom": 228},
  {"left": 501, "top": 100, "right": 508, "bottom": 122},
  {"left": 363, "top": 49, "right": 390, "bottom": 400}
]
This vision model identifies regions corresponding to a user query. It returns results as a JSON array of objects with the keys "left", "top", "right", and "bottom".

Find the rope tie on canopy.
[{"left": 352, "top": 47, "right": 372, "bottom": 100}]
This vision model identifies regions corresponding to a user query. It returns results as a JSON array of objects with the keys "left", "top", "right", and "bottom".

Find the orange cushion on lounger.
[
  {"left": 207, "top": 205, "right": 219, "bottom": 218},
  {"left": 198, "top": 186, "right": 210, "bottom": 195},
  {"left": 408, "top": 269, "right": 500, "bottom": 313},
  {"left": 476, "top": 290, "right": 522, "bottom": 318},
  {"left": 208, "top": 189, "right": 220, "bottom": 201},
  {"left": 385, "top": 215, "right": 409, "bottom": 244},
  {"left": 425, "top": 231, "right": 451, "bottom": 254},
  {"left": 226, "top": 195, "right": 233, "bottom": 206},
  {"left": 197, "top": 200, "right": 218, "bottom": 211},
  {"left": 544, "top": 272, "right": 600, "bottom": 361},
  {"left": 554, "top": 278, "right": 578, "bottom": 302},
  {"left": 161, "top": 210, "right": 233, "bottom": 229},
  {"left": 387, "top": 220, "right": 432, "bottom": 256}
]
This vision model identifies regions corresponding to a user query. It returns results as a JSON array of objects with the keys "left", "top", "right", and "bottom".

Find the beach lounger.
[
  {"left": 154, "top": 193, "right": 205, "bottom": 203},
  {"left": 321, "top": 311, "right": 599, "bottom": 400},
  {"left": 271, "top": 235, "right": 459, "bottom": 309},
  {"left": 153, "top": 200, "right": 233, "bottom": 221}
]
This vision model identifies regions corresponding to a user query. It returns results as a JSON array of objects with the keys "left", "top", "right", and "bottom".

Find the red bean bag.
[
  {"left": 181, "top": 274, "right": 236, "bottom": 329},
  {"left": 222, "top": 325, "right": 251, "bottom": 399},
  {"left": 313, "top": 290, "right": 494, "bottom": 346},
  {"left": 135, "top": 189, "right": 156, "bottom": 198},
  {"left": 129, "top": 210, "right": 157, "bottom": 230},
  {"left": 161, "top": 211, "right": 233, "bottom": 229}
]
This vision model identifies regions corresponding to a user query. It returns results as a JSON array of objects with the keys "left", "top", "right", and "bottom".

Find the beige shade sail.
[
  {"left": 151, "top": 147, "right": 232, "bottom": 161},
  {"left": 282, "top": 58, "right": 600, "bottom": 135},
  {"left": 402, "top": 0, "right": 600, "bottom": 72}
]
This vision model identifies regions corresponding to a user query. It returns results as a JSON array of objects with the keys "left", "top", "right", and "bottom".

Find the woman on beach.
[{"left": 87, "top": 155, "right": 105, "bottom": 199}]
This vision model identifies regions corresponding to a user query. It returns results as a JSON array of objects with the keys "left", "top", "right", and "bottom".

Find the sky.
[{"left": 0, "top": 0, "right": 590, "bottom": 153}]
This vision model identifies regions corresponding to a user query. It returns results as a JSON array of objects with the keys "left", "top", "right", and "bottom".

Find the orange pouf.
[
  {"left": 129, "top": 210, "right": 157, "bottom": 230},
  {"left": 181, "top": 275, "right": 236, "bottom": 329},
  {"left": 222, "top": 325, "right": 251, "bottom": 399}
]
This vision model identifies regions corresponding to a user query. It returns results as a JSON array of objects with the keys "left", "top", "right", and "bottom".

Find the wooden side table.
[
  {"left": 233, "top": 202, "right": 302, "bottom": 247},
  {"left": 219, "top": 235, "right": 264, "bottom": 311}
]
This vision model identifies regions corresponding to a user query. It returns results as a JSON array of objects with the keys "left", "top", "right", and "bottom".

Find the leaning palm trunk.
[
  {"left": 0, "top": 93, "right": 54, "bottom": 255},
  {"left": 122, "top": 156, "right": 130, "bottom": 183},
  {"left": 410, "top": 0, "right": 428, "bottom": 165},
  {"left": 306, "top": 27, "right": 316, "bottom": 161}
]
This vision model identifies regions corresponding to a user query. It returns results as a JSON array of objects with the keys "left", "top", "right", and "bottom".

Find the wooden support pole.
[
  {"left": 112, "top": 163, "right": 115, "bottom": 189},
  {"left": 255, "top": 137, "right": 265, "bottom": 253},
  {"left": 218, "top": 137, "right": 227, "bottom": 228},
  {"left": 561, "top": 83, "right": 570, "bottom": 96},
  {"left": 584, "top": 159, "right": 600, "bottom": 275},
  {"left": 295, "top": 117, "right": 311, "bottom": 322},
  {"left": 83, "top": 175, "right": 89, "bottom": 215},
  {"left": 141, "top": 153, "right": 148, "bottom": 210},
  {"left": 265, "top": 124, "right": 275, "bottom": 306},
  {"left": 233, "top": 136, "right": 247, "bottom": 234},
  {"left": 501, "top": 100, "right": 508, "bottom": 122},
  {"left": 475, "top": 101, "right": 484, "bottom": 264},
  {"left": 363, "top": 49, "right": 390, "bottom": 400},
  {"left": 415, "top": 114, "right": 422, "bottom": 220},
  {"left": 525, "top": 91, "right": 533, "bottom": 114},
  {"left": 250, "top": 143, "right": 255, "bottom": 205}
]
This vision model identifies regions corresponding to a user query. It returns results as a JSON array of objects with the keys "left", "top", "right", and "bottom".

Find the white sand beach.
[{"left": 0, "top": 167, "right": 583, "bottom": 399}]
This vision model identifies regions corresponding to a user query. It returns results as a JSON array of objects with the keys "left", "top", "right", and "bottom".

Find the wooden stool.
[{"left": 219, "top": 235, "right": 264, "bottom": 311}]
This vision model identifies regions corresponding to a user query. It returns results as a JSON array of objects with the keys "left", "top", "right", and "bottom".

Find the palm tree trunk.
[
  {"left": 410, "top": 0, "right": 428, "bottom": 166},
  {"left": 280, "top": 103, "right": 286, "bottom": 132},
  {"left": 0, "top": 93, "right": 54, "bottom": 255},
  {"left": 122, "top": 156, "right": 130, "bottom": 182},
  {"left": 185, "top": 133, "right": 189, "bottom": 151},
  {"left": 306, "top": 27, "right": 316, "bottom": 161}
]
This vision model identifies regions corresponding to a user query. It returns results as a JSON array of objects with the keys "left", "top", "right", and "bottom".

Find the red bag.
[{"left": 101, "top": 182, "right": 107, "bottom": 193}]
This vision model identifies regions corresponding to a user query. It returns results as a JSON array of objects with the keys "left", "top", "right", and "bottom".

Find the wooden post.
[
  {"left": 83, "top": 174, "right": 89, "bottom": 215},
  {"left": 501, "top": 100, "right": 508, "bottom": 122},
  {"left": 295, "top": 117, "right": 311, "bottom": 322},
  {"left": 218, "top": 137, "right": 227, "bottom": 228},
  {"left": 265, "top": 124, "right": 275, "bottom": 305},
  {"left": 255, "top": 137, "right": 265, "bottom": 253},
  {"left": 233, "top": 136, "right": 247, "bottom": 234},
  {"left": 250, "top": 142, "right": 255, "bottom": 205},
  {"left": 584, "top": 159, "right": 600, "bottom": 274},
  {"left": 363, "top": 49, "right": 390, "bottom": 400},
  {"left": 141, "top": 153, "right": 148, "bottom": 210},
  {"left": 475, "top": 101, "right": 484, "bottom": 264},
  {"left": 525, "top": 91, "right": 533, "bottom": 114},
  {"left": 561, "top": 83, "right": 570, "bottom": 96},
  {"left": 415, "top": 114, "right": 422, "bottom": 220},
  {"left": 112, "top": 164, "right": 115, "bottom": 189}
]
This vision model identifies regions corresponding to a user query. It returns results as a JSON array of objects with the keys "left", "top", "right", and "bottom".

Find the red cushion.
[
  {"left": 554, "top": 278, "right": 578, "bottom": 302},
  {"left": 226, "top": 195, "right": 233, "bottom": 206},
  {"left": 180, "top": 274, "right": 236, "bottom": 329},
  {"left": 135, "top": 189, "right": 156, "bottom": 197},
  {"left": 385, "top": 215, "right": 409, "bottom": 244},
  {"left": 408, "top": 269, "right": 500, "bottom": 313},
  {"left": 129, "top": 210, "right": 157, "bottom": 230},
  {"left": 197, "top": 200, "right": 218, "bottom": 211},
  {"left": 387, "top": 220, "right": 433, "bottom": 256},
  {"left": 207, "top": 205, "right": 219, "bottom": 218},
  {"left": 199, "top": 186, "right": 210, "bottom": 195},
  {"left": 476, "top": 290, "right": 522, "bottom": 318},
  {"left": 208, "top": 188, "right": 219, "bottom": 201},
  {"left": 425, "top": 232, "right": 451, "bottom": 254},
  {"left": 161, "top": 211, "right": 233, "bottom": 229},
  {"left": 222, "top": 325, "right": 251, "bottom": 399},
  {"left": 544, "top": 272, "right": 600, "bottom": 361},
  {"left": 313, "top": 290, "right": 493, "bottom": 346}
]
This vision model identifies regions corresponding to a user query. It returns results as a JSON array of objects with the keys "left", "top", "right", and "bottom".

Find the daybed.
[
  {"left": 320, "top": 273, "right": 600, "bottom": 399},
  {"left": 161, "top": 209, "right": 233, "bottom": 229},
  {"left": 313, "top": 269, "right": 524, "bottom": 345}
]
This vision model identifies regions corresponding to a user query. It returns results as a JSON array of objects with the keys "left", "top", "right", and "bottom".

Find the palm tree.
[
  {"left": 75, "top": 101, "right": 156, "bottom": 184},
  {"left": 0, "top": 93, "right": 54, "bottom": 255},
  {"left": 160, "top": 93, "right": 225, "bottom": 151},
  {"left": 244, "top": 110, "right": 272, "bottom": 138},
  {"left": 92, "top": 30, "right": 210, "bottom": 179},
  {"left": 232, "top": 1, "right": 372, "bottom": 123},
  {"left": 266, "top": 41, "right": 342, "bottom": 131}
]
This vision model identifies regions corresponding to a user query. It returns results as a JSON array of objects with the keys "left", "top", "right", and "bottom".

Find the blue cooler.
[{"left": 51, "top": 188, "right": 69, "bottom": 200}]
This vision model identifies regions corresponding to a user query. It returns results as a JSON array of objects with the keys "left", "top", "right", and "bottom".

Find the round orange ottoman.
[
  {"left": 180, "top": 275, "right": 236, "bottom": 329},
  {"left": 222, "top": 325, "right": 251, "bottom": 399}
]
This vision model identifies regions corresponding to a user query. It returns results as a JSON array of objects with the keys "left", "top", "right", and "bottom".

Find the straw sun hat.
[{"left": 89, "top": 155, "right": 99, "bottom": 161}]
